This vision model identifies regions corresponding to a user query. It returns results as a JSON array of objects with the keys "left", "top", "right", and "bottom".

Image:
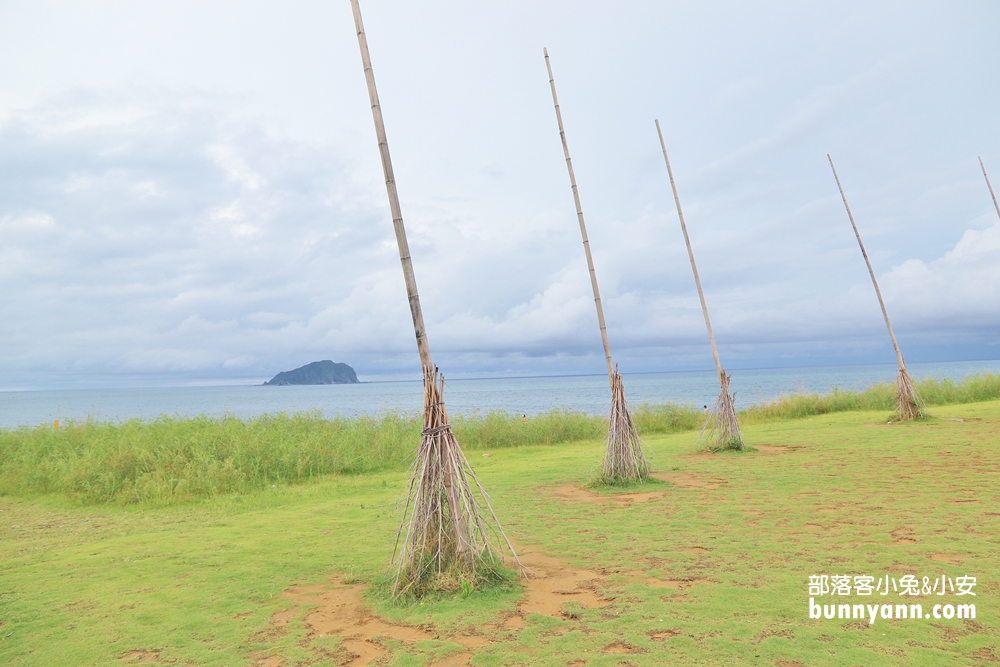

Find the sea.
[{"left": 1, "top": 359, "right": 998, "bottom": 429}]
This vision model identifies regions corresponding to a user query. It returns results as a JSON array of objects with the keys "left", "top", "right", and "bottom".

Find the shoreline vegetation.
[{"left": 1, "top": 372, "right": 998, "bottom": 506}]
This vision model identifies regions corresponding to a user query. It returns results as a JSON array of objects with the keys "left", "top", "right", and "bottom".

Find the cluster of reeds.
[
  {"left": 601, "top": 368, "right": 649, "bottom": 483},
  {"left": 390, "top": 368, "right": 521, "bottom": 597}
]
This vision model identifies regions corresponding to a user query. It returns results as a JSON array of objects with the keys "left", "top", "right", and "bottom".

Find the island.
[{"left": 264, "top": 360, "right": 359, "bottom": 386}]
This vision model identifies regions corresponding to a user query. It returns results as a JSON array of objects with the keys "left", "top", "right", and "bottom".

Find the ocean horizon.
[{"left": 2, "top": 359, "right": 998, "bottom": 429}]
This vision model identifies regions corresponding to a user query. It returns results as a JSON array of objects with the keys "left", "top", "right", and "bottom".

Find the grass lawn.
[{"left": 2, "top": 401, "right": 999, "bottom": 666}]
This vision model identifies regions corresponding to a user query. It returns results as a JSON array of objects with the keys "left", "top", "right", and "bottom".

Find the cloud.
[
  {"left": 881, "top": 218, "right": 1000, "bottom": 330},
  {"left": 1, "top": 0, "right": 998, "bottom": 388}
]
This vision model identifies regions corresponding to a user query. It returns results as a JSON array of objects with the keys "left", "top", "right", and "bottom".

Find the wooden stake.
[
  {"left": 350, "top": 0, "right": 432, "bottom": 373},
  {"left": 980, "top": 157, "right": 1000, "bottom": 222},
  {"left": 543, "top": 48, "right": 614, "bottom": 384}
]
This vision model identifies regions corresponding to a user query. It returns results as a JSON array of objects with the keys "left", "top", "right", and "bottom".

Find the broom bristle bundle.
[
  {"left": 699, "top": 370, "right": 744, "bottom": 452},
  {"left": 391, "top": 368, "right": 521, "bottom": 597},
  {"left": 601, "top": 368, "right": 649, "bottom": 483},
  {"left": 895, "top": 367, "right": 923, "bottom": 421}
]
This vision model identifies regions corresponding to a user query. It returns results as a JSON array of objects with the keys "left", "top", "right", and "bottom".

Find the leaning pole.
[
  {"left": 827, "top": 155, "right": 921, "bottom": 420},
  {"left": 979, "top": 157, "right": 1000, "bottom": 222},
  {"left": 543, "top": 48, "right": 647, "bottom": 483},
  {"left": 654, "top": 120, "right": 743, "bottom": 450},
  {"left": 349, "top": 0, "right": 520, "bottom": 596}
]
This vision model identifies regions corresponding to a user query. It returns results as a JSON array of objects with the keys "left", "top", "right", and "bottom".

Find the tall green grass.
[
  {"left": 740, "top": 372, "right": 1000, "bottom": 423},
  {"left": 0, "top": 412, "right": 419, "bottom": 505},
  {"left": 2, "top": 372, "right": 996, "bottom": 505},
  {"left": 0, "top": 408, "right": 664, "bottom": 506}
]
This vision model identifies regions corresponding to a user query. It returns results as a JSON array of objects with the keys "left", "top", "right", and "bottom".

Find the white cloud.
[{"left": 882, "top": 220, "right": 1000, "bottom": 327}]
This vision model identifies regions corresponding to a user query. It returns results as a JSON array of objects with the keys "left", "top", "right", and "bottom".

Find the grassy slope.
[{"left": 2, "top": 401, "right": 999, "bottom": 666}]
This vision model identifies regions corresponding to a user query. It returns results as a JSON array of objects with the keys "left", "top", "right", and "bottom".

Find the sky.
[{"left": 0, "top": 0, "right": 998, "bottom": 389}]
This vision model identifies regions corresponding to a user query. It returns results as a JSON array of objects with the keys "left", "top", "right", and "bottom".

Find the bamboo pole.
[
  {"left": 543, "top": 48, "right": 647, "bottom": 481},
  {"left": 827, "top": 155, "right": 920, "bottom": 420},
  {"left": 980, "top": 157, "right": 1000, "bottom": 222},
  {"left": 350, "top": 0, "right": 432, "bottom": 373},
  {"left": 654, "top": 120, "right": 723, "bottom": 384},
  {"left": 543, "top": 48, "right": 614, "bottom": 384},
  {"left": 827, "top": 155, "right": 906, "bottom": 373},
  {"left": 654, "top": 120, "right": 743, "bottom": 450}
]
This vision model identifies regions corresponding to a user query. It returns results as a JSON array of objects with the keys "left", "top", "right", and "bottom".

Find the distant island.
[{"left": 264, "top": 360, "right": 359, "bottom": 386}]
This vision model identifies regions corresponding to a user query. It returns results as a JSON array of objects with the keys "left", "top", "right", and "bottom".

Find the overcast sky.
[{"left": 1, "top": 0, "right": 998, "bottom": 389}]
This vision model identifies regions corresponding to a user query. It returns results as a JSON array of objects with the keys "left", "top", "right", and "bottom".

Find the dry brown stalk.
[
  {"left": 827, "top": 155, "right": 922, "bottom": 421},
  {"left": 544, "top": 48, "right": 649, "bottom": 483},
  {"left": 350, "top": 0, "right": 520, "bottom": 596},
  {"left": 655, "top": 120, "right": 744, "bottom": 450}
]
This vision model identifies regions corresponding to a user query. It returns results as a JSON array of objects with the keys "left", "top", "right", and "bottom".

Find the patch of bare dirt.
[
  {"left": 645, "top": 578, "right": 712, "bottom": 589},
  {"left": 120, "top": 650, "right": 161, "bottom": 663},
  {"left": 279, "top": 580, "right": 435, "bottom": 665},
  {"left": 930, "top": 553, "right": 969, "bottom": 565},
  {"left": 971, "top": 647, "right": 1000, "bottom": 662},
  {"left": 753, "top": 444, "right": 803, "bottom": 455},
  {"left": 552, "top": 485, "right": 666, "bottom": 505},
  {"left": 248, "top": 546, "right": 620, "bottom": 666},
  {"left": 603, "top": 640, "right": 644, "bottom": 655},
  {"left": 650, "top": 471, "right": 725, "bottom": 489},
  {"left": 249, "top": 655, "right": 283, "bottom": 667},
  {"left": 649, "top": 628, "right": 680, "bottom": 641},
  {"left": 434, "top": 652, "right": 473, "bottom": 666},
  {"left": 514, "top": 548, "right": 612, "bottom": 621},
  {"left": 890, "top": 527, "right": 917, "bottom": 545}
]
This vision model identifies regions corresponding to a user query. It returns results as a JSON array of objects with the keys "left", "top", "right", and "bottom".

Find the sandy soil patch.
[
  {"left": 645, "top": 577, "right": 712, "bottom": 589},
  {"left": 254, "top": 546, "right": 620, "bottom": 666},
  {"left": 753, "top": 444, "right": 803, "bottom": 455},
  {"left": 929, "top": 553, "right": 969, "bottom": 565},
  {"left": 514, "top": 548, "right": 612, "bottom": 620},
  {"left": 890, "top": 527, "right": 917, "bottom": 545},
  {"left": 650, "top": 471, "right": 725, "bottom": 489},
  {"left": 552, "top": 485, "right": 667, "bottom": 505}
]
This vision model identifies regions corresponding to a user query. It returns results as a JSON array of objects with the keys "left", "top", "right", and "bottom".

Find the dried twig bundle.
[
  {"left": 895, "top": 367, "right": 922, "bottom": 422},
  {"left": 602, "top": 367, "right": 649, "bottom": 483},
  {"left": 698, "top": 369, "right": 744, "bottom": 451},
  {"left": 390, "top": 367, "right": 522, "bottom": 597}
]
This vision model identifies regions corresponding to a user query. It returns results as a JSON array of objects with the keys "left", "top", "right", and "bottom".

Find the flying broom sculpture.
[
  {"left": 655, "top": 121, "right": 744, "bottom": 451},
  {"left": 543, "top": 49, "right": 648, "bottom": 483},
  {"left": 350, "top": 0, "right": 520, "bottom": 596},
  {"left": 827, "top": 155, "right": 921, "bottom": 421}
]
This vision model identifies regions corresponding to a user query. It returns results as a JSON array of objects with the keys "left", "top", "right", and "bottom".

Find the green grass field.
[{"left": 2, "top": 397, "right": 999, "bottom": 666}]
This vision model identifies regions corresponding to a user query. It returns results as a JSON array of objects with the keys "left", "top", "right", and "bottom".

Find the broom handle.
[
  {"left": 828, "top": 155, "right": 907, "bottom": 373},
  {"left": 351, "top": 0, "right": 433, "bottom": 373},
  {"left": 655, "top": 120, "right": 724, "bottom": 382},
  {"left": 980, "top": 157, "right": 1000, "bottom": 222},
  {"left": 543, "top": 48, "right": 615, "bottom": 382}
]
